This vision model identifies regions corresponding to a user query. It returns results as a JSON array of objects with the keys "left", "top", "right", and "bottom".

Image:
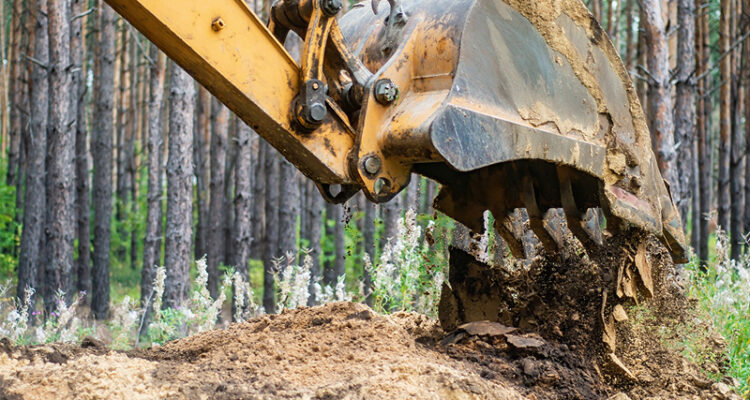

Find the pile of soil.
[{"left": 0, "top": 232, "right": 741, "bottom": 400}]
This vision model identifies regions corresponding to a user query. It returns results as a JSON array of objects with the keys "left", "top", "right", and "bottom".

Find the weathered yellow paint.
[{"left": 104, "top": 0, "right": 355, "bottom": 184}]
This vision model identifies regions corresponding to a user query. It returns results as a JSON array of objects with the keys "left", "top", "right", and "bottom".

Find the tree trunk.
[
  {"left": 16, "top": 0, "right": 48, "bottom": 309},
  {"left": 141, "top": 47, "right": 167, "bottom": 310},
  {"left": 6, "top": 0, "right": 28, "bottom": 188},
  {"left": 382, "top": 194, "right": 402, "bottom": 248},
  {"left": 591, "top": 0, "right": 602, "bottom": 23},
  {"left": 163, "top": 62, "right": 195, "bottom": 309},
  {"left": 250, "top": 135, "right": 265, "bottom": 258},
  {"left": 44, "top": 0, "right": 75, "bottom": 311},
  {"left": 194, "top": 87, "right": 210, "bottom": 260},
  {"left": 232, "top": 121, "right": 253, "bottom": 279},
  {"left": 207, "top": 97, "right": 228, "bottom": 299},
  {"left": 262, "top": 143, "right": 280, "bottom": 313},
  {"left": 127, "top": 35, "right": 139, "bottom": 271},
  {"left": 641, "top": 0, "right": 680, "bottom": 209},
  {"left": 674, "top": 0, "right": 696, "bottom": 230},
  {"left": 92, "top": 2, "right": 116, "bottom": 320},
  {"left": 695, "top": 0, "right": 710, "bottom": 265},
  {"left": 305, "top": 181, "right": 323, "bottom": 305},
  {"left": 333, "top": 203, "right": 346, "bottom": 282},
  {"left": 730, "top": 0, "right": 746, "bottom": 258},
  {"left": 223, "top": 120, "right": 236, "bottom": 266},
  {"left": 278, "top": 159, "right": 300, "bottom": 261},
  {"left": 71, "top": 0, "right": 91, "bottom": 299},
  {"left": 718, "top": 0, "right": 732, "bottom": 232},
  {"left": 362, "top": 201, "right": 375, "bottom": 305}
]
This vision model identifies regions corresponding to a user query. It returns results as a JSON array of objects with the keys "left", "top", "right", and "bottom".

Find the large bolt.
[
  {"left": 211, "top": 17, "right": 225, "bottom": 31},
  {"left": 363, "top": 155, "right": 382, "bottom": 175},
  {"left": 322, "top": 0, "right": 343, "bottom": 16},
  {"left": 374, "top": 79, "right": 399, "bottom": 105},
  {"left": 307, "top": 103, "right": 327, "bottom": 123}
]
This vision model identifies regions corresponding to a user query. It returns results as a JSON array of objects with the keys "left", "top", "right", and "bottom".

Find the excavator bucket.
[
  {"left": 339, "top": 0, "right": 687, "bottom": 262},
  {"left": 101, "top": 0, "right": 686, "bottom": 262}
]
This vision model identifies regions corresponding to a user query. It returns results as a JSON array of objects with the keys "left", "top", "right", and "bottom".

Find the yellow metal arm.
[{"left": 103, "top": 0, "right": 355, "bottom": 184}]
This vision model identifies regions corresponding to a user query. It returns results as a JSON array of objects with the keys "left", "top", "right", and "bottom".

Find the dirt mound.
[{"left": 0, "top": 232, "right": 740, "bottom": 400}]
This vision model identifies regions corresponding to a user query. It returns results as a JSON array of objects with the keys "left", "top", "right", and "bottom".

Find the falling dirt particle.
[{"left": 605, "top": 353, "right": 637, "bottom": 381}]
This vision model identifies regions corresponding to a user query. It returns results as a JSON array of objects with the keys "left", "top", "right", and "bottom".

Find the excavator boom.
[{"left": 103, "top": 0, "right": 687, "bottom": 263}]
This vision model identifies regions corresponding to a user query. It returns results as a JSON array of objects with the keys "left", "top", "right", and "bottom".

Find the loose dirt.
[{"left": 0, "top": 232, "right": 741, "bottom": 400}]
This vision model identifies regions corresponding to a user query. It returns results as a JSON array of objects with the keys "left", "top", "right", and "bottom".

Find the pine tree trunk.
[
  {"left": 674, "top": 0, "right": 696, "bottom": 230},
  {"left": 696, "top": 0, "right": 710, "bottom": 265},
  {"left": 6, "top": 0, "right": 28, "bottom": 187},
  {"left": 382, "top": 194, "right": 401, "bottom": 248},
  {"left": 207, "top": 97, "right": 228, "bottom": 299},
  {"left": 251, "top": 136, "right": 265, "bottom": 258},
  {"left": 262, "top": 143, "right": 280, "bottom": 313},
  {"left": 333, "top": 203, "right": 346, "bottom": 282},
  {"left": 278, "top": 159, "right": 300, "bottom": 261},
  {"left": 71, "top": 0, "right": 91, "bottom": 299},
  {"left": 718, "top": 0, "right": 732, "bottom": 232},
  {"left": 223, "top": 121, "right": 236, "bottom": 266},
  {"left": 163, "top": 62, "right": 195, "bottom": 309},
  {"left": 730, "top": 0, "right": 745, "bottom": 258},
  {"left": 92, "top": 1, "right": 116, "bottom": 320},
  {"left": 44, "top": 0, "right": 75, "bottom": 311},
  {"left": 115, "top": 26, "right": 130, "bottom": 263},
  {"left": 16, "top": 0, "right": 48, "bottom": 308},
  {"left": 141, "top": 47, "right": 167, "bottom": 309},
  {"left": 194, "top": 87, "right": 210, "bottom": 260},
  {"left": 642, "top": 0, "right": 680, "bottom": 208},
  {"left": 305, "top": 181, "right": 323, "bottom": 305},
  {"left": 127, "top": 36, "right": 139, "bottom": 271},
  {"left": 362, "top": 201, "right": 375, "bottom": 305},
  {"left": 232, "top": 121, "right": 253, "bottom": 281}
]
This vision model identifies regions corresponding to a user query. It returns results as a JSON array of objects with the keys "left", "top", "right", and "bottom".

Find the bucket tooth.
[
  {"left": 521, "top": 175, "right": 559, "bottom": 254},
  {"left": 492, "top": 209, "right": 526, "bottom": 259},
  {"left": 557, "top": 166, "right": 603, "bottom": 250}
]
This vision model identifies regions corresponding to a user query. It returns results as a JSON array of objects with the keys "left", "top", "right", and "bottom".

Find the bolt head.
[
  {"left": 211, "top": 17, "right": 225, "bottom": 31},
  {"left": 363, "top": 156, "right": 382, "bottom": 175},
  {"left": 308, "top": 103, "right": 327, "bottom": 123},
  {"left": 374, "top": 79, "right": 398, "bottom": 105}
]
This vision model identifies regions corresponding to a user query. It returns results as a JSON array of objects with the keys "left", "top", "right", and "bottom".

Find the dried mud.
[{"left": 0, "top": 233, "right": 741, "bottom": 400}]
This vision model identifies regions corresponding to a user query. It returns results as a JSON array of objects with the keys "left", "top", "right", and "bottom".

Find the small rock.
[
  {"left": 607, "top": 393, "right": 631, "bottom": 400},
  {"left": 521, "top": 358, "right": 539, "bottom": 378},
  {"left": 506, "top": 335, "right": 545, "bottom": 350},
  {"left": 605, "top": 353, "right": 637, "bottom": 381},
  {"left": 613, "top": 305, "right": 628, "bottom": 322},
  {"left": 714, "top": 382, "right": 732, "bottom": 396},
  {"left": 457, "top": 321, "right": 517, "bottom": 337}
]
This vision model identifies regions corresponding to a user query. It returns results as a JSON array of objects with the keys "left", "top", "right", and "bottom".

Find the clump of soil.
[{"left": 0, "top": 232, "right": 740, "bottom": 400}]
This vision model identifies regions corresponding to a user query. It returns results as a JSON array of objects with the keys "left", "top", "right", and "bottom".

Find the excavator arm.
[{"left": 104, "top": 0, "right": 687, "bottom": 263}]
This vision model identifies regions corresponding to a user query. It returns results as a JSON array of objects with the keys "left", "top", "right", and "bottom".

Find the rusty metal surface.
[{"left": 339, "top": 0, "right": 686, "bottom": 261}]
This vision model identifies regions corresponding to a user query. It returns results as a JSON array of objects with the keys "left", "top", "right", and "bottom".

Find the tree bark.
[
  {"left": 223, "top": 120, "right": 236, "bottom": 266},
  {"left": 250, "top": 135, "right": 265, "bottom": 258},
  {"left": 641, "top": 0, "right": 680, "bottom": 209},
  {"left": 698, "top": 0, "right": 711, "bottom": 266},
  {"left": 278, "top": 159, "right": 300, "bottom": 261},
  {"left": 262, "top": 143, "right": 280, "bottom": 313},
  {"left": 163, "top": 62, "right": 195, "bottom": 309},
  {"left": 71, "top": 0, "right": 91, "bottom": 299},
  {"left": 305, "top": 181, "right": 323, "bottom": 305},
  {"left": 6, "top": 0, "right": 28, "bottom": 188},
  {"left": 232, "top": 121, "right": 253, "bottom": 279},
  {"left": 44, "top": 0, "right": 75, "bottom": 311},
  {"left": 730, "top": 0, "right": 746, "bottom": 258},
  {"left": 194, "top": 87, "right": 210, "bottom": 260},
  {"left": 16, "top": 0, "right": 48, "bottom": 309},
  {"left": 674, "top": 0, "right": 696, "bottom": 230},
  {"left": 362, "top": 201, "right": 375, "bottom": 305},
  {"left": 207, "top": 97, "right": 228, "bottom": 299},
  {"left": 141, "top": 47, "right": 167, "bottom": 309},
  {"left": 718, "top": 0, "right": 732, "bottom": 232},
  {"left": 92, "top": 2, "right": 116, "bottom": 320}
]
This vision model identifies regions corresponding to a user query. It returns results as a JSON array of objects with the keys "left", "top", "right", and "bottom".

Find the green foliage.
[
  {"left": 686, "top": 231, "right": 750, "bottom": 397},
  {"left": 0, "top": 160, "right": 19, "bottom": 281}
]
